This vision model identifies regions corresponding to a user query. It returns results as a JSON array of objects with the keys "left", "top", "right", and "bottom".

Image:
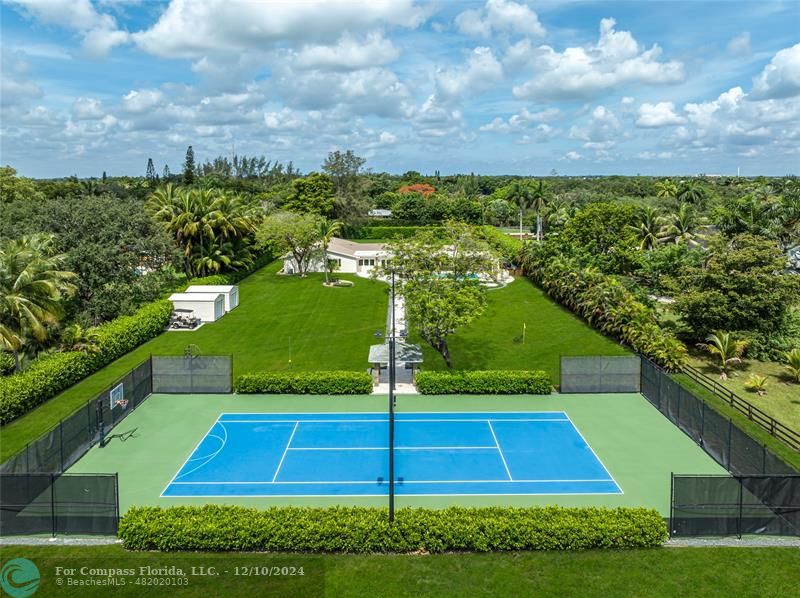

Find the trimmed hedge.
[
  {"left": 475, "top": 225, "right": 524, "bottom": 264},
  {"left": 416, "top": 370, "right": 552, "bottom": 394},
  {"left": 118, "top": 505, "right": 667, "bottom": 552},
  {"left": 346, "top": 226, "right": 441, "bottom": 240},
  {"left": 235, "top": 371, "right": 373, "bottom": 394},
  {"left": 0, "top": 300, "right": 173, "bottom": 424}
]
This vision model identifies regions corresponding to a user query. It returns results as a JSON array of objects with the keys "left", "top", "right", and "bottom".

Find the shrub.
[
  {"left": 0, "top": 300, "right": 172, "bottom": 424},
  {"left": 235, "top": 371, "right": 373, "bottom": 394},
  {"left": 415, "top": 370, "right": 551, "bottom": 394},
  {"left": 475, "top": 225, "right": 523, "bottom": 264},
  {"left": 0, "top": 352, "right": 14, "bottom": 376},
  {"left": 118, "top": 505, "right": 667, "bottom": 552}
]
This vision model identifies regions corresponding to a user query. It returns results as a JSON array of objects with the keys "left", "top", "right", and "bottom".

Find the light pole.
[{"left": 388, "top": 269, "right": 396, "bottom": 522}]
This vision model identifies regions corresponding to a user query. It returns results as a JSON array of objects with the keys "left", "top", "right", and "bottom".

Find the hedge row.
[
  {"left": 415, "top": 370, "right": 552, "bottom": 394},
  {"left": 118, "top": 505, "right": 667, "bottom": 552},
  {"left": 234, "top": 371, "right": 373, "bottom": 394},
  {"left": 0, "top": 300, "right": 173, "bottom": 424},
  {"left": 475, "top": 225, "right": 524, "bottom": 264},
  {"left": 346, "top": 226, "right": 440, "bottom": 240}
]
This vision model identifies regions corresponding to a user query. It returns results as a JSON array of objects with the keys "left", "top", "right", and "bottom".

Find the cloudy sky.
[{"left": 1, "top": 0, "right": 798, "bottom": 178}]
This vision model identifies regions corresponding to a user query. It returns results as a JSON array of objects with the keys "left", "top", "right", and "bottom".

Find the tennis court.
[{"left": 162, "top": 411, "right": 621, "bottom": 497}]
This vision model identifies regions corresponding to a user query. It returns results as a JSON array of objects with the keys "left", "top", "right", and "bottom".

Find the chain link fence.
[
  {"left": 151, "top": 355, "right": 232, "bottom": 393},
  {"left": 560, "top": 355, "right": 641, "bottom": 393},
  {"left": 0, "top": 473, "right": 118, "bottom": 536},
  {"left": 0, "top": 359, "right": 152, "bottom": 475},
  {"left": 671, "top": 474, "right": 800, "bottom": 538}
]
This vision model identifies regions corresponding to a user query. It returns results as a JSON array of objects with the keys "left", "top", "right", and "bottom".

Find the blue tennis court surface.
[{"left": 162, "top": 412, "right": 622, "bottom": 497}]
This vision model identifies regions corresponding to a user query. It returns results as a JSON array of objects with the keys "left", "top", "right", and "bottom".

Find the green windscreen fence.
[
  {"left": 671, "top": 474, "right": 800, "bottom": 538},
  {"left": 560, "top": 355, "right": 641, "bottom": 393},
  {"left": 0, "top": 473, "right": 118, "bottom": 536},
  {"left": 0, "top": 358, "right": 152, "bottom": 475},
  {"left": 151, "top": 355, "right": 232, "bottom": 393}
]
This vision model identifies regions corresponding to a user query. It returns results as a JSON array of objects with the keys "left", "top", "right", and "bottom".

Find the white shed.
[
  {"left": 184, "top": 285, "right": 239, "bottom": 311},
  {"left": 169, "top": 293, "right": 225, "bottom": 322}
]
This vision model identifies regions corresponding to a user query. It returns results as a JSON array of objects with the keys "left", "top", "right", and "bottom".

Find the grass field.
[
  {"left": 69, "top": 392, "right": 723, "bottom": 514},
  {"left": 688, "top": 354, "right": 800, "bottom": 431},
  {"left": 0, "top": 262, "right": 387, "bottom": 461},
  {"left": 6, "top": 545, "right": 799, "bottom": 597},
  {"left": 415, "top": 277, "right": 629, "bottom": 379}
]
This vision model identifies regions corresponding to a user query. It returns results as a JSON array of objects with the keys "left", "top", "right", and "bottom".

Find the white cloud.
[
  {"left": 564, "top": 150, "right": 583, "bottom": 161},
  {"left": 435, "top": 46, "right": 503, "bottom": 101},
  {"left": 410, "top": 94, "right": 465, "bottom": 138},
  {"left": 292, "top": 32, "right": 400, "bottom": 71},
  {"left": 455, "top": 0, "right": 545, "bottom": 39},
  {"left": 621, "top": 96, "right": 635, "bottom": 105},
  {"left": 132, "top": 0, "right": 426, "bottom": 59},
  {"left": 480, "top": 107, "right": 560, "bottom": 133},
  {"left": 512, "top": 18, "right": 684, "bottom": 101},
  {"left": 637, "top": 151, "right": 674, "bottom": 160},
  {"left": 7, "top": 0, "right": 129, "bottom": 57},
  {"left": 750, "top": 43, "right": 800, "bottom": 99},
  {"left": 121, "top": 89, "right": 164, "bottom": 113},
  {"left": 636, "top": 102, "right": 686, "bottom": 127},
  {"left": 727, "top": 32, "right": 751, "bottom": 56},
  {"left": 570, "top": 105, "right": 621, "bottom": 146},
  {"left": 72, "top": 97, "right": 106, "bottom": 120}
]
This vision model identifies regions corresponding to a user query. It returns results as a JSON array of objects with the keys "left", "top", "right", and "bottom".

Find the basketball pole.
[{"left": 388, "top": 269, "right": 396, "bottom": 523}]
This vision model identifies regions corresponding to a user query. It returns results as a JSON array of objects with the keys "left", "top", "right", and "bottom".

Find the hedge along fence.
[
  {"left": 235, "top": 371, "right": 373, "bottom": 395},
  {"left": 0, "top": 300, "right": 172, "bottom": 424},
  {"left": 345, "top": 226, "right": 441, "bottom": 240},
  {"left": 118, "top": 505, "right": 667, "bottom": 552},
  {"left": 475, "top": 225, "right": 524, "bottom": 264},
  {"left": 415, "top": 370, "right": 552, "bottom": 395}
]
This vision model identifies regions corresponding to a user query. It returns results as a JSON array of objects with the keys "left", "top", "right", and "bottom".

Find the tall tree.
[
  {"left": 628, "top": 206, "right": 665, "bottom": 250},
  {"left": 380, "top": 222, "right": 498, "bottom": 367},
  {"left": 183, "top": 146, "right": 195, "bottom": 185},
  {"left": 256, "top": 212, "right": 324, "bottom": 277},
  {"left": 529, "top": 180, "right": 549, "bottom": 241},
  {"left": 0, "top": 234, "right": 77, "bottom": 371},
  {"left": 655, "top": 179, "right": 678, "bottom": 199},
  {"left": 505, "top": 181, "right": 533, "bottom": 236},
  {"left": 284, "top": 173, "right": 335, "bottom": 216},
  {"left": 162, "top": 164, "right": 171, "bottom": 180},
  {"left": 146, "top": 158, "right": 156, "bottom": 182},
  {"left": 316, "top": 218, "right": 342, "bottom": 284},
  {"left": 322, "top": 150, "right": 365, "bottom": 197}
]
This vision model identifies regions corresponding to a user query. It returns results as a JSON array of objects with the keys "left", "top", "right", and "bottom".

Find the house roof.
[
  {"left": 185, "top": 285, "right": 237, "bottom": 293},
  {"left": 169, "top": 293, "right": 223, "bottom": 302},
  {"left": 327, "top": 237, "right": 385, "bottom": 257}
]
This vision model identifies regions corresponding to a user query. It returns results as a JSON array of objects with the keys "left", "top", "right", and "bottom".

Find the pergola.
[{"left": 368, "top": 342, "right": 423, "bottom": 384}]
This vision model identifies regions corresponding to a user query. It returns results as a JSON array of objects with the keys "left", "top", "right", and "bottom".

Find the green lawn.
[
  {"left": 0, "top": 262, "right": 387, "bottom": 461},
  {"left": 673, "top": 374, "right": 800, "bottom": 471},
  {"left": 416, "top": 277, "right": 629, "bottom": 381},
  {"left": 6, "top": 545, "right": 799, "bottom": 597},
  {"left": 688, "top": 354, "right": 800, "bottom": 432}
]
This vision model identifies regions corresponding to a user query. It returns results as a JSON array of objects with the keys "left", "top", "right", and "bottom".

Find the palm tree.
[
  {"left": 677, "top": 181, "right": 707, "bottom": 205},
  {"left": 655, "top": 179, "right": 678, "bottom": 200},
  {"left": 505, "top": 182, "right": 533, "bottom": 237},
  {"left": 662, "top": 203, "right": 705, "bottom": 246},
  {"left": 784, "top": 348, "right": 800, "bottom": 383},
  {"left": 316, "top": 218, "right": 342, "bottom": 284},
  {"left": 628, "top": 207, "right": 665, "bottom": 250},
  {"left": 0, "top": 235, "right": 77, "bottom": 371},
  {"left": 697, "top": 330, "right": 747, "bottom": 380},
  {"left": 529, "top": 180, "right": 549, "bottom": 241},
  {"left": 60, "top": 323, "right": 101, "bottom": 354}
]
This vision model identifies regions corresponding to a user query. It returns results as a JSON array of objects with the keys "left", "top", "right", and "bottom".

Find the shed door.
[
  {"left": 215, "top": 297, "right": 224, "bottom": 320},
  {"left": 231, "top": 288, "right": 238, "bottom": 308}
]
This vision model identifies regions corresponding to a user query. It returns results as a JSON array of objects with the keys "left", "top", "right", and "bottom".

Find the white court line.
[
  {"left": 174, "top": 424, "right": 228, "bottom": 481},
  {"left": 271, "top": 421, "right": 299, "bottom": 483},
  {"left": 219, "top": 418, "right": 570, "bottom": 424},
  {"left": 168, "top": 478, "right": 615, "bottom": 485},
  {"left": 163, "top": 492, "right": 624, "bottom": 498},
  {"left": 563, "top": 413, "right": 624, "bottom": 495},
  {"left": 286, "top": 446, "right": 499, "bottom": 451},
  {"left": 160, "top": 416, "right": 224, "bottom": 497},
  {"left": 218, "top": 411, "right": 569, "bottom": 416},
  {"left": 487, "top": 421, "right": 513, "bottom": 481}
]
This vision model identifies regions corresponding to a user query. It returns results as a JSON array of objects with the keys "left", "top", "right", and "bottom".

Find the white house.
[
  {"left": 168, "top": 292, "right": 225, "bottom": 322},
  {"left": 282, "top": 237, "right": 389, "bottom": 277},
  {"left": 184, "top": 285, "right": 239, "bottom": 312}
]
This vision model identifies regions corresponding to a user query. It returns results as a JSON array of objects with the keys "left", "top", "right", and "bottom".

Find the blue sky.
[{"left": 1, "top": 0, "right": 798, "bottom": 177}]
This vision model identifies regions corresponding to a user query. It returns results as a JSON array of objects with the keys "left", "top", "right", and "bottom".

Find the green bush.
[
  {"left": 415, "top": 370, "right": 551, "bottom": 394},
  {"left": 0, "top": 300, "right": 172, "bottom": 424},
  {"left": 0, "top": 352, "right": 15, "bottom": 376},
  {"left": 475, "top": 225, "right": 523, "bottom": 264},
  {"left": 347, "top": 226, "right": 441, "bottom": 240},
  {"left": 235, "top": 371, "right": 373, "bottom": 394},
  {"left": 118, "top": 505, "right": 667, "bottom": 552}
]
